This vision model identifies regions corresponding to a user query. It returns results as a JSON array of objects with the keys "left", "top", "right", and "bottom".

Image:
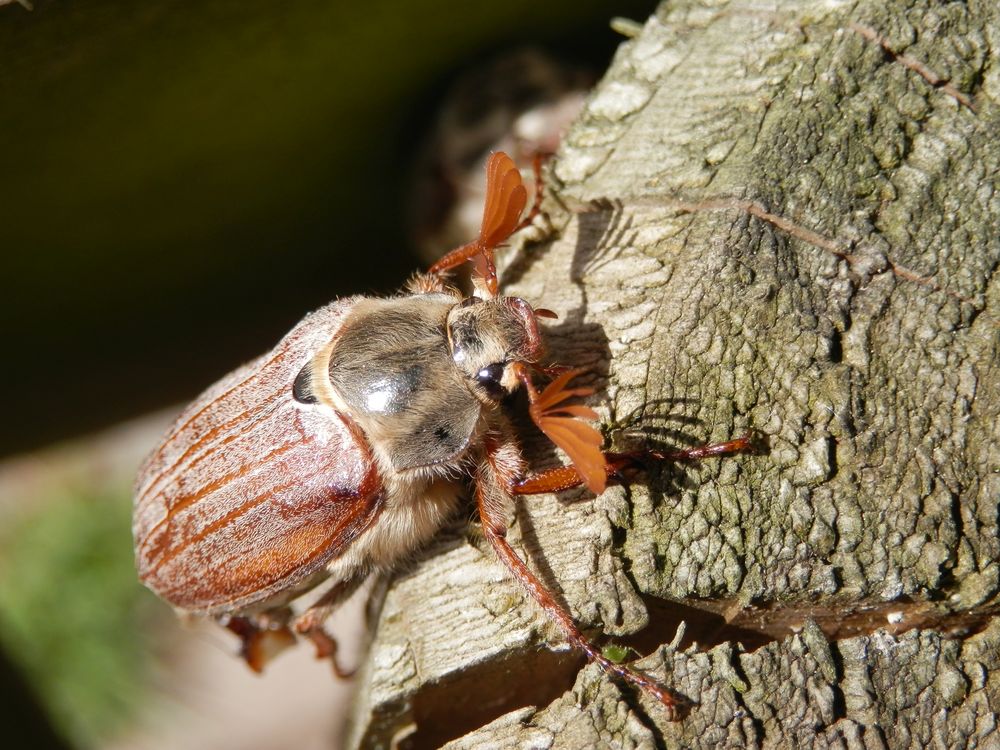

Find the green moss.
[
  {"left": 0, "top": 490, "right": 156, "bottom": 748},
  {"left": 600, "top": 642, "right": 634, "bottom": 663}
]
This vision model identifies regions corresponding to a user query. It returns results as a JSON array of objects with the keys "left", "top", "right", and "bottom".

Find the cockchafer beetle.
[{"left": 133, "top": 152, "right": 751, "bottom": 716}]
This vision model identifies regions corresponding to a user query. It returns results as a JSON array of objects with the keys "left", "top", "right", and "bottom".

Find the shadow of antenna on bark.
[
  {"left": 568, "top": 198, "right": 637, "bottom": 284},
  {"left": 501, "top": 195, "right": 633, "bottom": 304}
]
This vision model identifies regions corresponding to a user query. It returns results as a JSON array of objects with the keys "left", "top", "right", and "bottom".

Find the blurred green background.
[{"left": 0, "top": 0, "right": 654, "bottom": 747}]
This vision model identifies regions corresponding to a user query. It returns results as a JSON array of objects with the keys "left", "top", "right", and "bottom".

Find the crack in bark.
[{"left": 595, "top": 596, "right": 995, "bottom": 727}]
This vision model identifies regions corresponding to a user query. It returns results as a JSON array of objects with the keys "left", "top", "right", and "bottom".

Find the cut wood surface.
[{"left": 349, "top": 1, "right": 1000, "bottom": 747}]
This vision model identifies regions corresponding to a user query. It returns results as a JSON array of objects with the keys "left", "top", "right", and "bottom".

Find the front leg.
[{"left": 476, "top": 431, "right": 689, "bottom": 717}]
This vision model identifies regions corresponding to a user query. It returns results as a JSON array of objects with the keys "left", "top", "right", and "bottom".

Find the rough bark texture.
[{"left": 349, "top": 1, "right": 1000, "bottom": 747}]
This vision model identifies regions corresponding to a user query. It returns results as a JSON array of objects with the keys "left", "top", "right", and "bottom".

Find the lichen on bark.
[{"left": 349, "top": 1, "right": 1000, "bottom": 747}]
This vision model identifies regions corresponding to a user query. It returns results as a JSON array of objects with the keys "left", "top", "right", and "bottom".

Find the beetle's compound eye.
[{"left": 476, "top": 363, "right": 505, "bottom": 399}]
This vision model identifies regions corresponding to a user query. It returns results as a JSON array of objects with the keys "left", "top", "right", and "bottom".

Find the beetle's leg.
[
  {"left": 511, "top": 435, "right": 756, "bottom": 496},
  {"left": 293, "top": 576, "right": 365, "bottom": 679},
  {"left": 477, "top": 432, "right": 688, "bottom": 718},
  {"left": 223, "top": 610, "right": 296, "bottom": 673}
]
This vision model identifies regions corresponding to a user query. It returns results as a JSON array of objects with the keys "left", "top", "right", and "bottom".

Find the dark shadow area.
[
  {"left": 0, "top": 646, "right": 72, "bottom": 750},
  {"left": 624, "top": 593, "right": 998, "bottom": 658},
  {"left": 398, "top": 646, "right": 583, "bottom": 750},
  {"left": 627, "top": 597, "right": 776, "bottom": 655}
]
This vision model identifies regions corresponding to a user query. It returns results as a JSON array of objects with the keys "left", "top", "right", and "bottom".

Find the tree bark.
[{"left": 349, "top": 0, "right": 1000, "bottom": 747}]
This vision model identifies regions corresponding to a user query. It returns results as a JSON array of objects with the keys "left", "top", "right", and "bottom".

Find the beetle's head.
[{"left": 446, "top": 295, "right": 545, "bottom": 401}]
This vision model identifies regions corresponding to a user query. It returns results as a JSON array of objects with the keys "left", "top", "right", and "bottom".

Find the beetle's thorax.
[
  {"left": 304, "top": 292, "right": 542, "bottom": 482},
  {"left": 281, "top": 290, "right": 548, "bottom": 585}
]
